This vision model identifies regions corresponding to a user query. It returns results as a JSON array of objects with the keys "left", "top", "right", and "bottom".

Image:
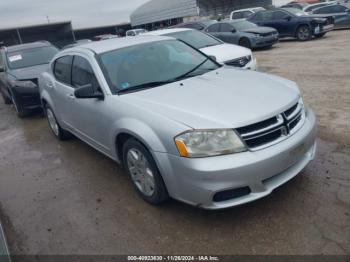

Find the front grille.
[
  {"left": 225, "top": 55, "right": 251, "bottom": 68},
  {"left": 236, "top": 102, "right": 304, "bottom": 150}
]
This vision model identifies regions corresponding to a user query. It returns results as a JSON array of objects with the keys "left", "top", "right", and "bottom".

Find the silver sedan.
[{"left": 39, "top": 36, "right": 316, "bottom": 209}]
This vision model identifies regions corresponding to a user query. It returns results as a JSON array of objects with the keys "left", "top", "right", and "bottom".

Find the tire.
[
  {"left": 45, "top": 104, "right": 72, "bottom": 140},
  {"left": 0, "top": 88, "right": 11, "bottom": 105},
  {"left": 11, "top": 93, "right": 29, "bottom": 118},
  {"left": 296, "top": 25, "right": 311, "bottom": 41},
  {"left": 315, "top": 33, "right": 326, "bottom": 38},
  {"left": 123, "top": 138, "right": 169, "bottom": 205},
  {"left": 238, "top": 38, "right": 252, "bottom": 49}
]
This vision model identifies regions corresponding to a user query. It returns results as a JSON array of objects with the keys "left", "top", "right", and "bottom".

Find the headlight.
[
  {"left": 253, "top": 34, "right": 262, "bottom": 38},
  {"left": 11, "top": 80, "right": 37, "bottom": 88},
  {"left": 175, "top": 129, "right": 246, "bottom": 158}
]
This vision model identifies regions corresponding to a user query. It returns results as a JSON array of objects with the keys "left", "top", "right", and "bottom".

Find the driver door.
[{"left": 69, "top": 55, "right": 111, "bottom": 154}]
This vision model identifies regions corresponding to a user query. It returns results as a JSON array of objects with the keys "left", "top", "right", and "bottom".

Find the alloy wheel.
[
  {"left": 298, "top": 27, "right": 310, "bottom": 41},
  {"left": 46, "top": 108, "right": 59, "bottom": 136},
  {"left": 127, "top": 148, "right": 156, "bottom": 197}
]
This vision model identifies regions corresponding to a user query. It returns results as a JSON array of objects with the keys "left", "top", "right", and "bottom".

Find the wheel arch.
[{"left": 112, "top": 118, "right": 168, "bottom": 164}]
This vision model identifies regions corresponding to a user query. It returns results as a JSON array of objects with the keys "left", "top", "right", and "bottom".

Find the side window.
[
  {"left": 334, "top": 5, "right": 347, "bottom": 12},
  {"left": 242, "top": 11, "right": 253, "bottom": 18},
  {"left": 315, "top": 6, "right": 333, "bottom": 14},
  {"left": 232, "top": 12, "right": 243, "bottom": 19},
  {"left": 256, "top": 11, "right": 273, "bottom": 21},
  {"left": 71, "top": 56, "right": 99, "bottom": 89},
  {"left": 220, "top": 23, "right": 234, "bottom": 32},
  {"left": 54, "top": 56, "right": 73, "bottom": 85},
  {"left": 273, "top": 11, "right": 290, "bottom": 20},
  {"left": 206, "top": 24, "right": 220, "bottom": 32}
]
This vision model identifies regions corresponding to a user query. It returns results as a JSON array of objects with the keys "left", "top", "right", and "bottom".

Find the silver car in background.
[{"left": 39, "top": 36, "right": 316, "bottom": 209}]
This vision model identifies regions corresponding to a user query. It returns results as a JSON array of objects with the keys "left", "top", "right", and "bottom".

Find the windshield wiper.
[{"left": 173, "top": 58, "right": 209, "bottom": 81}]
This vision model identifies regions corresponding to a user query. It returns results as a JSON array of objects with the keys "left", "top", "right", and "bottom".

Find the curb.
[{"left": 0, "top": 221, "right": 11, "bottom": 262}]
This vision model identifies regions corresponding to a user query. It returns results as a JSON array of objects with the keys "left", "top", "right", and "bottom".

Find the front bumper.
[
  {"left": 252, "top": 35, "right": 279, "bottom": 48},
  {"left": 314, "top": 24, "right": 334, "bottom": 35},
  {"left": 11, "top": 86, "right": 41, "bottom": 110},
  {"left": 155, "top": 107, "right": 317, "bottom": 209}
]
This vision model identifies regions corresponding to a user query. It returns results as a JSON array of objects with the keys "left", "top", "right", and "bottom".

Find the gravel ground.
[{"left": 0, "top": 30, "right": 349, "bottom": 255}]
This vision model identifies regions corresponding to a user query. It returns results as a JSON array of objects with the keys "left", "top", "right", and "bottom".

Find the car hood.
[
  {"left": 9, "top": 63, "right": 50, "bottom": 80},
  {"left": 241, "top": 26, "right": 276, "bottom": 34},
  {"left": 200, "top": 43, "right": 251, "bottom": 63},
  {"left": 120, "top": 68, "right": 300, "bottom": 129}
]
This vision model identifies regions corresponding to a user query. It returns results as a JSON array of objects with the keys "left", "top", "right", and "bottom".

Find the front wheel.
[
  {"left": 45, "top": 105, "right": 72, "bottom": 140},
  {"left": 11, "top": 93, "right": 29, "bottom": 118},
  {"left": 0, "top": 88, "right": 12, "bottom": 105},
  {"left": 123, "top": 138, "right": 169, "bottom": 205},
  {"left": 238, "top": 38, "right": 252, "bottom": 49},
  {"left": 296, "top": 25, "right": 311, "bottom": 41}
]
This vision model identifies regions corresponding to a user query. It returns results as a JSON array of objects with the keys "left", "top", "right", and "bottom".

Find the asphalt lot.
[{"left": 0, "top": 30, "right": 349, "bottom": 255}]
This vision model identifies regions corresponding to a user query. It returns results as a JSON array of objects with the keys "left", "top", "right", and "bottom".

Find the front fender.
[{"left": 110, "top": 117, "right": 168, "bottom": 160}]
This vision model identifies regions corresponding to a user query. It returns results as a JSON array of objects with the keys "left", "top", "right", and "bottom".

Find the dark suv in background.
[{"left": 0, "top": 41, "right": 58, "bottom": 117}]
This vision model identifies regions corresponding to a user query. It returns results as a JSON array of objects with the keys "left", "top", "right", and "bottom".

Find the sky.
[
  {"left": 0, "top": 0, "right": 148, "bottom": 29},
  {"left": 0, "top": 0, "right": 291, "bottom": 30}
]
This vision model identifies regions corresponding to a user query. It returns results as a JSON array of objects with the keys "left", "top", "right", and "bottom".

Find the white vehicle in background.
[
  {"left": 126, "top": 29, "right": 148, "bottom": 37},
  {"left": 144, "top": 28, "right": 257, "bottom": 70},
  {"left": 230, "top": 7, "right": 265, "bottom": 20}
]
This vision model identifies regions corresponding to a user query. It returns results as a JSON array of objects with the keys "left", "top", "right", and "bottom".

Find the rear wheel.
[
  {"left": 45, "top": 104, "right": 72, "bottom": 140},
  {"left": 123, "top": 138, "right": 169, "bottom": 205},
  {"left": 238, "top": 38, "right": 252, "bottom": 49},
  {"left": 296, "top": 25, "right": 311, "bottom": 41}
]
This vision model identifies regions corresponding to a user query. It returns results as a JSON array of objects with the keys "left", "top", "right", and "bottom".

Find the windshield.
[
  {"left": 284, "top": 8, "right": 308, "bottom": 16},
  {"left": 7, "top": 46, "right": 58, "bottom": 69},
  {"left": 165, "top": 30, "right": 222, "bottom": 49},
  {"left": 231, "top": 20, "right": 258, "bottom": 31},
  {"left": 98, "top": 40, "right": 219, "bottom": 94}
]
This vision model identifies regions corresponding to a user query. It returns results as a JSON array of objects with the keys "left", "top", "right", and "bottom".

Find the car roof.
[
  {"left": 73, "top": 35, "right": 174, "bottom": 54},
  {"left": 144, "top": 28, "right": 193, "bottom": 36},
  {"left": 6, "top": 41, "right": 52, "bottom": 52}
]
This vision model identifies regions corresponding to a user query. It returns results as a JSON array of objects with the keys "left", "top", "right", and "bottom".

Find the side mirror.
[
  {"left": 231, "top": 29, "right": 237, "bottom": 33},
  {"left": 74, "top": 84, "right": 104, "bottom": 100},
  {"left": 285, "top": 16, "right": 292, "bottom": 21},
  {"left": 0, "top": 66, "right": 4, "bottom": 73}
]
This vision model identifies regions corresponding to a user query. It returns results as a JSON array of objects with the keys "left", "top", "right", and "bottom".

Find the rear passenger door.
[{"left": 52, "top": 55, "right": 75, "bottom": 126}]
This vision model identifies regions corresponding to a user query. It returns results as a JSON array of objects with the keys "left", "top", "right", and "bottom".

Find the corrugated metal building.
[
  {"left": 131, "top": 0, "right": 272, "bottom": 29},
  {"left": 0, "top": 22, "right": 75, "bottom": 48}
]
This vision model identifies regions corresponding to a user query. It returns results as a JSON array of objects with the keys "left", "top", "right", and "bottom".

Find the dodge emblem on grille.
[{"left": 281, "top": 126, "right": 288, "bottom": 136}]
